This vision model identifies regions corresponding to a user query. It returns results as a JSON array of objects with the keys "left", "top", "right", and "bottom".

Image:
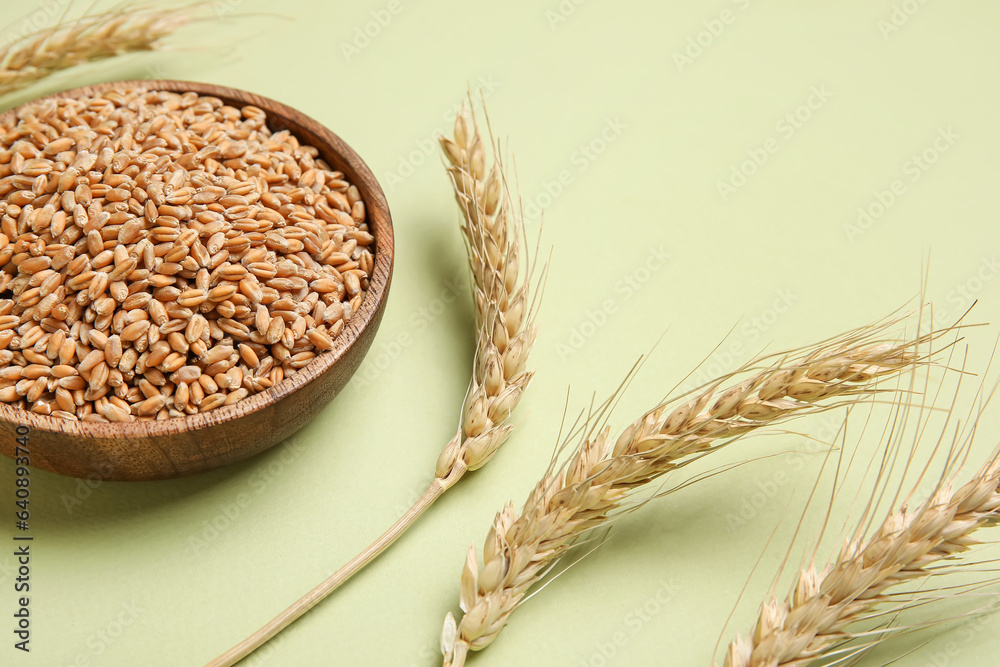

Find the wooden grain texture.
[{"left": 0, "top": 80, "right": 394, "bottom": 481}]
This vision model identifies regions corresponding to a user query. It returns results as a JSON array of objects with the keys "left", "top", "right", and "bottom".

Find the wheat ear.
[
  {"left": 440, "top": 320, "right": 946, "bottom": 667},
  {"left": 0, "top": 2, "right": 197, "bottom": 99},
  {"left": 434, "top": 99, "right": 539, "bottom": 480},
  {"left": 722, "top": 387, "right": 1000, "bottom": 666},
  {"left": 207, "top": 98, "right": 538, "bottom": 666}
]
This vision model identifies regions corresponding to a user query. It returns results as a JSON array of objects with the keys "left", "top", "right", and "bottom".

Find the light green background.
[{"left": 2, "top": 1, "right": 1000, "bottom": 665}]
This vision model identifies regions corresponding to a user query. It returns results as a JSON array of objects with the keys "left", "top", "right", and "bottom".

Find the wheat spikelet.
[
  {"left": 0, "top": 2, "right": 198, "bottom": 98},
  {"left": 722, "top": 379, "right": 1000, "bottom": 666},
  {"left": 434, "top": 99, "right": 538, "bottom": 482},
  {"left": 440, "top": 319, "right": 947, "bottom": 667},
  {"left": 207, "top": 97, "right": 539, "bottom": 667}
]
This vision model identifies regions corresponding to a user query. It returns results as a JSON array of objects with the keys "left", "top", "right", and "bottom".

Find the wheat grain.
[
  {"left": 0, "top": 86, "right": 373, "bottom": 420},
  {"left": 439, "top": 319, "right": 947, "bottom": 667}
]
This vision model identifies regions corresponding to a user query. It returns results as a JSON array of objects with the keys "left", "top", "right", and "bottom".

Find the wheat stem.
[
  {"left": 205, "top": 461, "right": 467, "bottom": 667},
  {"left": 208, "top": 97, "right": 538, "bottom": 666}
]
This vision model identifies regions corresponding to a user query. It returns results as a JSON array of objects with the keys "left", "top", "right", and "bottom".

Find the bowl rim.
[{"left": 0, "top": 79, "right": 394, "bottom": 439}]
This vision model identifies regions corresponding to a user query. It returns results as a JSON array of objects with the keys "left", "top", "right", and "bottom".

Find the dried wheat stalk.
[
  {"left": 440, "top": 321, "right": 946, "bottom": 667},
  {"left": 722, "top": 387, "right": 1000, "bottom": 666},
  {"left": 0, "top": 2, "right": 198, "bottom": 98},
  {"left": 208, "top": 98, "right": 539, "bottom": 666},
  {"left": 435, "top": 99, "right": 538, "bottom": 481}
]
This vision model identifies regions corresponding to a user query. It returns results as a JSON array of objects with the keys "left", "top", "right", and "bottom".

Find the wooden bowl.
[{"left": 0, "top": 80, "right": 394, "bottom": 481}]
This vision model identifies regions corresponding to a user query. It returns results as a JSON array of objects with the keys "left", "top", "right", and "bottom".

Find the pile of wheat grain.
[{"left": 0, "top": 87, "right": 373, "bottom": 422}]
